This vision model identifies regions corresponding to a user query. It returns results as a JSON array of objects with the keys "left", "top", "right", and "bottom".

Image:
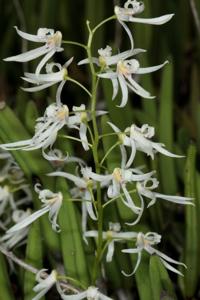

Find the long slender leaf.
[
  {"left": 0, "top": 253, "right": 15, "bottom": 300},
  {"left": 149, "top": 255, "right": 177, "bottom": 300},
  {"left": 183, "top": 143, "right": 198, "bottom": 297},
  {"left": 158, "top": 61, "right": 178, "bottom": 194},
  {"left": 23, "top": 220, "right": 43, "bottom": 300},
  {"left": 56, "top": 177, "right": 90, "bottom": 287}
]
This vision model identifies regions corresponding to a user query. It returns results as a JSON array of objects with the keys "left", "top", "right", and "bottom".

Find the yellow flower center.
[
  {"left": 113, "top": 168, "right": 122, "bottom": 182},
  {"left": 81, "top": 111, "right": 87, "bottom": 122},
  {"left": 47, "top": 31, "right": 62, "bottom": 48},
  {"left": 86, "top": 179, "right": 93, "bottom": 189},
  {"left": 117, "top": 61, "right": 129, "bottom": 75},
  {"left": 98, "top": 56, "right": 107, "bottom": 68},
  {"left": 118, "top": 132, "right": 126, "bottom": 144},
  {"left": 106, "top": 230, "right": 113, "bottom": 239},
  {"left": 56, "top": 105, "right": 69, "bottom": 120}
]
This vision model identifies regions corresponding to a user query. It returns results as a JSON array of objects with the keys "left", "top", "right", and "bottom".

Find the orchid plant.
[{"left": 0, "top": 1, "right": 192, "bottom": 299}]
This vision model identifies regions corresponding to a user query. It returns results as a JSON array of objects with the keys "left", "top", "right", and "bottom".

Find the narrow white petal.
[
  {"left": 78, "top": 57, "right": 99, "bottom": 66},
  {"left": 98, "top": 72, "right": 118, "bottom": 79},
  {"left": 24, "top": 71, "right": 63, "bottom": 82},
  {"left": 130, "top": 170, "right": 155, "bottom": 181},
  {"left": 85, "top": 198, "right": 97, "bottom": 221},
  {"left": 152, "top": 248, "right": 186, "bottom": 268},
  {"left": 107, "top": 122, "right": 120, "bottom": 133},
  {"left": 130, "top": 14, "right": 174, "bottom": 25},
  {"left": 47, "top": 171, "right": 85, "bottom": 188},
  {"left": 118, "top": 74, "right": 128, "bottom": 107},
  {"left": 121, "top": 184, "right": 141, "bottom": 214},
  {"left": 4, "top": 46, "right": 50, "bottom": 62},
  {"left": 111, "top": 77, "right": 119, "bottom": 100},
  {"left": 125, "top": 140, "right": 136, "bottom": 168},
  {"left": 61, "top": 291, "right": 87, "bottom": 300},
  {"left": 7, "top": 206, "right": 50, "bottom": 233},
  {"left": 63, "top": 57, "right": 74, "bottom": 68},
  {"left": 152, "top": 142, "right": 184, "bottom": 158},
  {"left": 32, "top": 288, "right": 50, "bottom": 300},
  {"left": 56, "top": 80, "right": 66, "bottom": 105},
  {"left": 120, "top": 145, "right": 127, "bottom": 169},
  {"left": 126, "top": 76, "right": 154, "bottom": 99},
  {"left": 84, "top": 230, "right": 98, "bottom": 238},
  {"left": 79, "top": 123, "right": 89, "bottom": 151},
  {"left": 136, "top": 61, "right": 169, "bottom": 75},
  {"left": 85, "top": 168, "right": 112, "bottom": 182},
  {"left": 14, "top": 26, "right": 47, "bottom": 42},
  {"left": 0, "top": 139, "right": 32, "bottom": 150},
  {"left": 154, "top": 193, "right": 194, "bottom": 205},
  {"left": 81, "top": 202, "right": 87, "bottom": 235},
  {"left": 21, "top": 76, "right": 39, "bottom": 84},
  {"left": 122, "top": 251, "right": 142, "bottom": 276},
  {"left": 126, "top": 193, "right": 144, "bottom": 226},
  {"left": 118, "top": 20, "right": 134, "bottom": 50},
  {"left": 113, "top": 232, "right": 138, "bottom": 239},
  {"left": 159, "top": 258, "right": 184, "bottom": 276},
  {"left": 21, "top": 82, "right": 55, "bottom": 92},
  {"left": 160, "top": 259, "right": 184, "bottom": 276},
  {"left": 106, "top": 241, "right": 115, "bottom": 262},
  {"left": 35, "top": 49, "right": 55, "bottom": 75},
  {"left": 106, "top": 49, "right": 144, "bottom": 65}
]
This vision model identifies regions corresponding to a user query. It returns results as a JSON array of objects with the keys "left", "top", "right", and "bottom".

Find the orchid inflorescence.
[{"left": 0, "top": 1, "right": 191, "bottom": 299}]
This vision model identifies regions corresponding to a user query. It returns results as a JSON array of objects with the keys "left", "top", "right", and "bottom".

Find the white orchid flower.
[
  {"left": 0, "top": 103, "right": 69, "bottom": 158},
  {"left": 114, "top": 0, "right": 174, "bottom": 49},
  {"left": 4, "top": 27, "right": 63, "bottom": 75},
  {"left": 98, "top": 57, "right": 168, "bottom": 107},
  {"left": 33, "top": 269, "right": 60, "bottom": 300},
  {"left": 48, "top": 167, "right": 100, "bottom": 234},
  {"left": 85, "top": 222, "right": 138, "bottom": 262},
  {"left": 6, "top": 184, "right": 63, "bottom": 233},
  {"left": 122, "top": 232, "right": 186, "bottom": 276},
  {"left": 21, "top": 58, "right": 73, "bottom": 105},
  {"left": 68, "top": 104, "right": 107, "bottom": 151},
  {"left": 78, "top": 45, "right": 145, "bottom": 69},
  {"left": 59, "top": 285, "right": 113, "bottom": 300},
  {"left": 108, "top": 122, "right": 184, "bottom": 167},
  {"left": 136, "top": 177, "right": 193, "bottom": 208},
  {"left": 0, "top": 209, "right": 31, "bottom": 249},
  {"left": 85, "top": 167, "right": 154, "bottom": 222}
]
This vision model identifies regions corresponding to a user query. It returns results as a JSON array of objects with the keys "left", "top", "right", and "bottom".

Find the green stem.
[
  {"left": 67, "top": 77, "right": 92, "bottom": 98},
  {"left": 99, "top": 132, "right": 118, "bottom": 139},
  {"left": 102, "top": 189, "right": 137, "bottom": 209},
  {"left": 100, "top": 141, "right": 121, "bottom": 165},
  {"left": 60, "top": 135, "right": 92, "bottom": 147},
  {"left": 86, "top": 24, "right": 102, "bottom": 285},
  {"left": 85, "top": 13, "right": 117, "bottom": 284},
  {"left": 62, "top": 40, "right": 87, "bottom": 50},
  {"left": 92, "top": 15, "right": 116, "bottom": 35}
]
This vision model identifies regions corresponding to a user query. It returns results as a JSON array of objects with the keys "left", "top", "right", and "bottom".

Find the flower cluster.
[{"left": 0, "top": 1, "right": 191, "bottom": 299}]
